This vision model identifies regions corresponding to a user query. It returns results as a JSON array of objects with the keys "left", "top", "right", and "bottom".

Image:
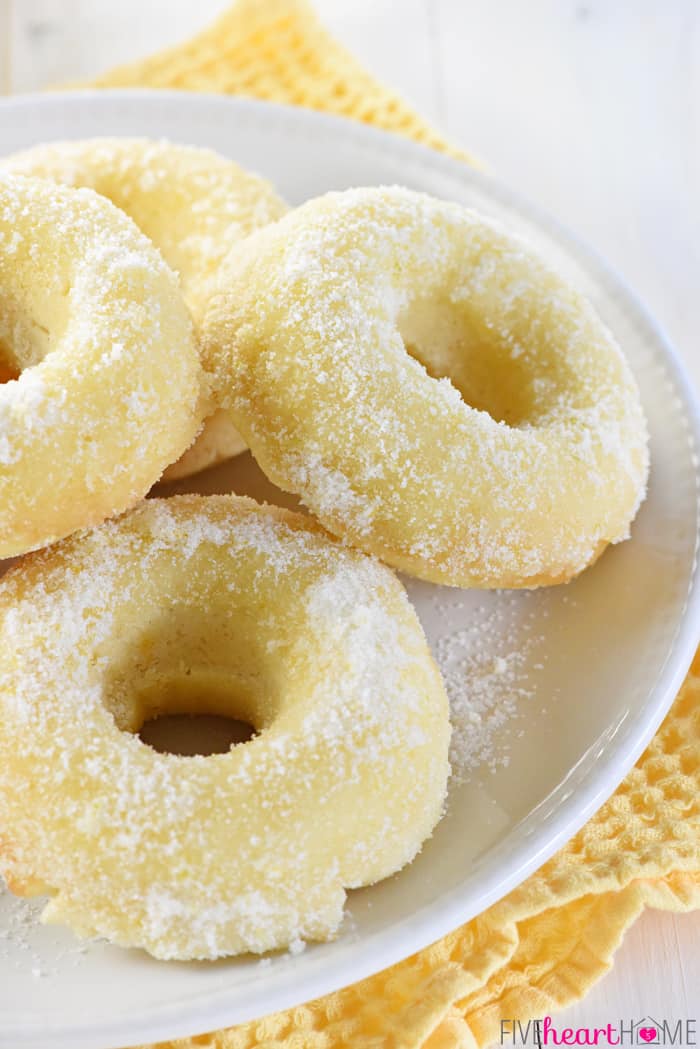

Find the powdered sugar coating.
[
  {"left": 0, "top": 495, "right": 449, "bottom": 960},
  {"left": 1, "top": 139, "right": 288, "bottom": 480},
  {"left": 0, "top": 174, "right": 203, "bottom": 556},
  {"left": 203, "top": 186, "right": 649, "bottom": 588}
]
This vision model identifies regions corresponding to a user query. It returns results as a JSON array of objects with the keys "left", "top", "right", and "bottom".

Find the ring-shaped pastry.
[
  {"left": 0, "top": 495, "right": 450, "bottom": 959},
  {"left": 203, "top": 186, "right": 649, "bottom": 588},
  {"left": 1, "top": 138, "right": 288, "bottom": 480},
  {"left": 0, "top": 174, "right": 202, "bottom": 558}
]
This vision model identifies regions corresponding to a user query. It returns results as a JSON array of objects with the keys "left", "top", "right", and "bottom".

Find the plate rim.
[{"left": 0, "top": 89, "right": 699, "bottom": 1049}]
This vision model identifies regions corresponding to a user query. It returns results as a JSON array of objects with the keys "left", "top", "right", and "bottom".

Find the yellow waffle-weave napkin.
[{"left": 83, "top": 3, "right": 700, "bottom": 1046}]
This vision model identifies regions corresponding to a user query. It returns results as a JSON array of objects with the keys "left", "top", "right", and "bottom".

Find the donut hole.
[
  {"left": 105, "top": 658, "right": 267, "bottom": 758},
  {"left": 101, "top": 605, "right": 284, "bottom": 758},
  {"left": 398, "top": 293, "right": 552, "bottom": 426},
  {"left": 139, "top": 713, "right": 256, "bottom": 757},
  {"left": 0, "top": 344, "right": 20, "bottom": 383},
  {"left": 0, "top": 287, "right": 67, "bottom": 374}
]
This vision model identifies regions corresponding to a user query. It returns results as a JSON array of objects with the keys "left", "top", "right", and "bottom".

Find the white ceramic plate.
[{"left": 0, "top": 92, "right": 699, "bottom": 1049}]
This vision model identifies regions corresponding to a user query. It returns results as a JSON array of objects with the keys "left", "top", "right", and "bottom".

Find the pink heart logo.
[{"left": 639, "top": 1030, "right": 657, "bottom": 1043}]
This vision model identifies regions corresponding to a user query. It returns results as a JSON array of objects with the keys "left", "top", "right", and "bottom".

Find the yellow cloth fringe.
[{"left": 84, "top": 3, "right": 699, "bottom": 1045}]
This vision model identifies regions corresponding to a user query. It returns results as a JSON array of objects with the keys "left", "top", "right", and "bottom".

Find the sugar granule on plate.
[{"left": 434, "top": 597, "right": 547, "bottom": 780}]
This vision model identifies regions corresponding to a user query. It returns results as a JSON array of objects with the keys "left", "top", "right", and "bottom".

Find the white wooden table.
[{"left": 0, "top": 0, "right": 698, "bottom": 1034}]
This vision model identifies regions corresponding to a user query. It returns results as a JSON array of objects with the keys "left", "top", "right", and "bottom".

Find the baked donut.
[
  {"left": 0, "top": 138, "right": 288, "bottom": 480},
  {"left": 0, "top": 495, "right": 449, "bottom": 960},
  {"left": 203, "top": 186, "right": 649, "bottom": 588},
  {"left": 0, "top": 174, "right": 202, "bottom": 559}
]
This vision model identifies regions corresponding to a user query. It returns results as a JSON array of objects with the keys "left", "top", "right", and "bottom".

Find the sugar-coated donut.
[
  {"left": 0, "top": 495, "right": 449, "bottom": 960},
  {"left": 1, "top": 138, "right": 288, "bottom": 480},
  {"left": 203, "top": 187, "right": 649, "bottom": 588},
  {"left": 0, "top": 174, "right": 202, "bottom": 559}
]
